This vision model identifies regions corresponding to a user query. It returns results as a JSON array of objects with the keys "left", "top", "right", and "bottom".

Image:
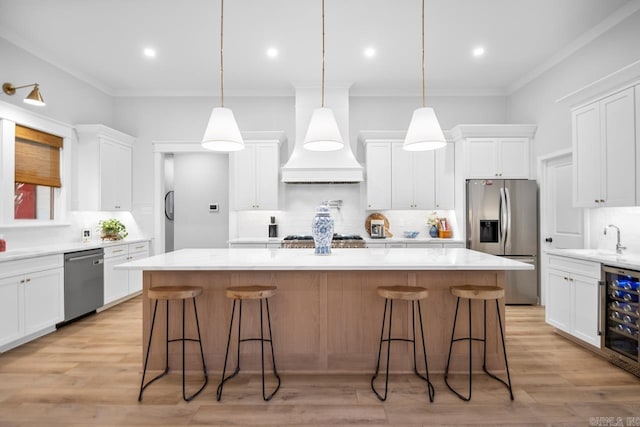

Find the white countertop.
[
  {"left": 546, "top": 248, "right": 640, "bottom": 271},
  {"left": 0, "top": 238, "right": 151, "bottom": 262},
  {"left": 116, "top": 247, "right": 533, "bottom": 271}
]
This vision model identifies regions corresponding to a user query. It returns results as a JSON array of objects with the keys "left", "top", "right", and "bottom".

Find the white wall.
[
  {"left": 173, "top": 153, "right": 229, "bottom": 249},
  {"left": 507, "top": 9, "right": 640, "bottom": 251}
]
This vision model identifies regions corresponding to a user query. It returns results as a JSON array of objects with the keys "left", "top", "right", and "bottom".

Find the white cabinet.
[
  {"left": 465, "top": 138, "right": 530, "bottom": 179},
  {"left": 366, "top": 240, "right": 464, "bottom": 248},
  {"left": 76, "top": 124, "right": 135, "bottom": 211},
  {"left": 392, "top": 143, "right": 435, "bottom": 209},
  {"left": 365, "top": 142, "right": 392, "bottom": 210},
  {"left": 0, "top": 254, "right": 63, "bottom": 352},
  {"left": 545, "top": 255, "right": 601, "bottom": 347},
  {"left": 361, "top": 137, "right": 455, "bottom": 210},
  {"left": 230, "top": 141, "right": 280, "bottom": 210},
  {"left": 572, "top": 87, "right": 636, "bottom": 207},
  {"left": 103, "top": 241, "right": 149, "bottom": 305}
]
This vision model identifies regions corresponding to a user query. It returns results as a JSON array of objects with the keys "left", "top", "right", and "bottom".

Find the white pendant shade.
[
  {"left": 304, "top": 107, "right": 345, "bottom": 152},
  {"left": 201, "top": 107, "right": 244, "bottom": 152},
  {"left": 403, "top": 107, "right": 446, "bottom": 151}
]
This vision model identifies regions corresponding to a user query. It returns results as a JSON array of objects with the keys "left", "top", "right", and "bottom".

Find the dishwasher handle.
[{"left": 66, "top": 253, "right": 104, "bottom": 262}]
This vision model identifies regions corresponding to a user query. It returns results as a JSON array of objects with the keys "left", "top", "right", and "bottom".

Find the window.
[{"left": 14, "top": 124, "right": 62, "bottom": 220}]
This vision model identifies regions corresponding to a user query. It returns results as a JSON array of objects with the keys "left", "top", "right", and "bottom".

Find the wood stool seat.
[
  {"left": 148, "top": 286, "right": 203, "bottom": 301},
  {"left": 226, "top": 285, "right": 277, "bottom": 300},
  {"left": 450, "top": 285, "right": 504, "bottom": 300},
  {"left": 377, "top": 285, "right": 429, "bottom": 301}
]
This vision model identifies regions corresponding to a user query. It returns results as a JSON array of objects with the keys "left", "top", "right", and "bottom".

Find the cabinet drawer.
[
  {"left": 548, "top": 255, "right": 601, "bottom": 279},
  {"left": 104, "top": 244, "right": 128, "bottom": 258},
  {"left": 128, "top": 241, "right": 149, "bottom": 254},
  {"left": 0, "top": 254, "right": 63, "bottom": 279}
]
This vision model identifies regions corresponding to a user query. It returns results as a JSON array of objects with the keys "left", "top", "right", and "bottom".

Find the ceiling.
[{"left": 0, "top": 0, "right": 636, "bottom": 97}]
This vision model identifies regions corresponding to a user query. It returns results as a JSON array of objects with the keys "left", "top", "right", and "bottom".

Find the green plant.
[{"left": 98, "top": 218, "right": 128, "bottom": 240}]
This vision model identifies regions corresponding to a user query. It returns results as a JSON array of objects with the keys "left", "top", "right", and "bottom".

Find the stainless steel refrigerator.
[{"left": 466, "top": 179, "right": 539, "bottom": 304}]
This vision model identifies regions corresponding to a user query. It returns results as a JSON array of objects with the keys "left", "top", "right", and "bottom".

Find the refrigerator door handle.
[
  {"left": 499, "top": 187, "right": 507, "bottom": 249},
  {"left": 504, "top": 186, "right": 511, "bottom": 252}
]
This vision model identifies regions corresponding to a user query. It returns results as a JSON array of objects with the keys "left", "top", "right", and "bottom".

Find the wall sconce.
[{"left": 2, "top": 82, "right": 46, "bottom": 107}]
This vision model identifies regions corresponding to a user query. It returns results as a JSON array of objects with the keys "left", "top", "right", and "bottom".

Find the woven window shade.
[{"left": 15, "top": 125, "right": 63, "bottom": 188}]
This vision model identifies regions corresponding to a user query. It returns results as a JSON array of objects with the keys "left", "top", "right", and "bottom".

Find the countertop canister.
[{"left": 311, "top": 205, "right": 334, "bottom": 255}]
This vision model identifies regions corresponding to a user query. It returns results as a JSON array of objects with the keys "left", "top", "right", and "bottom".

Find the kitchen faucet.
[{"left": 603, "top": 224, "right": 627, "bottom": 254}]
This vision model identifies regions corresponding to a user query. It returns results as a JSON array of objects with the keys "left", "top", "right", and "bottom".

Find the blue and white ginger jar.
[{"left": 311, "top": 205, "right": 334, "bottom": 255}]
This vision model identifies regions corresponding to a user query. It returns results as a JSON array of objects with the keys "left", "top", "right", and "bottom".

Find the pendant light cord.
[
  {"left": 220, "top": 0, "right": 225, "bottom": 108},
  {"left": 321, "top": 0, "right": 325, "bottom": 108},
  {"left": 421, "top": 0, "right": 425, "bottom": 108}
]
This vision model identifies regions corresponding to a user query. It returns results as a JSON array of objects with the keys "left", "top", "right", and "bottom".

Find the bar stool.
[
  {"left": 138, "top": 286, "right": 208, "bottom": 402},
  {"left": 217, "top": 285, "right": 281, "bottom": 401},
  {"left": 371, "top": 285, "right": 435, "bottom": 402},
  {"left": 444, "top": 285, "right": 513, "bottom": 401}
]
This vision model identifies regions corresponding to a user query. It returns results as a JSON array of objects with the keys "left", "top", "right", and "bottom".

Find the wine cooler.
[{"left": 602, "top": 265, "right": 640, "bottom": 376}]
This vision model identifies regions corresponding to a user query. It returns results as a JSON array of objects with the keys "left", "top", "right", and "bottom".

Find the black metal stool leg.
[
  {"left": 139, "top": 299, "right": 168, "bottom": 401},
  {"left": 217, "top": 299, "right": 239, "bottom": 401},
  {"left": 444, "top": 296, "right": 472, "bottom": 401},
  {"left": 263, "top": 298, "right": 281, "bottom": 401},
  {"left": 416, "top": 301, "right": 435, "bottom": 402},
  {"left": 481, "top": 300, "right": 514, "bottom": 400},
  {"left": 371, "top": 298, "right": 393, "bottom": 401},
  {"left": 180, "top": 296, "right": 208, "bottom": 401},
  {"left": 371, "top": 298, "right": 388, "bottom": 400}
]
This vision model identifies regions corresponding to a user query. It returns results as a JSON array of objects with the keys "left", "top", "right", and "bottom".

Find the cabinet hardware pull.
[
  {"left": 135, "top": 246, "right": 144, "bottom": 249},
  {"left": 111, "top": 249, "right": 124, "bottom": 253},
  {"left": 599, "top": 199, "right": 605, "bottom": 203},
  {"left": 20, "top": 279, "right": 25, "bottom": 284},
  {"left": 26, "top": 278, "right": 31, "bottom": 282}
]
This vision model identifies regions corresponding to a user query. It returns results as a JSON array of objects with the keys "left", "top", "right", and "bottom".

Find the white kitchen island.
[{"left": 118, "top": 247, "right": 532, "bottom": 374}]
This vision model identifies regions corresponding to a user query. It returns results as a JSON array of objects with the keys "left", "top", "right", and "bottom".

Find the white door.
[
  {"left": 499, "top": 138, "right": 530, "bottom": 178},
  {"left": 435, "top": 142, "right": 455, "bottom": 209},
  {"left": 391, "top": 143, "right": 414, "bottom": 208},
  {"left": 23, "top": 268, "right": 63, "bottom": 335},
  {"left": 232, "top": 144, "right": 257, "bottom": 210},
  {"left": 255, "top": 144, "right": 279, "bottom": 209},
  {"left": 545, "top": 269, "right": 572, "bottom": 333},
  {"left": 412, "top": 150, "right": 435, "bottom": 209},
  {"left": 365, "top": 142, "right": 391, "bottom": 210},
  {"left": 543, "top": 153, "right": 584, "bottom": 249},
  {"left": 0, "top": 275, "right": 23, "bottom": 347},
  {"left": 104, "top": 254, "right": 130, "bottom": 304},
  {"left": 572, "top": 102, "right": 601, "bottom": 207}
]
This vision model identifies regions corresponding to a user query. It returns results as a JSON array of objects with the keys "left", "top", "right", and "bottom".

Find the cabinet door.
[
  {"left": 412, "top": 150, "right": 436, "bottom": 209},
  {"left": 406, "top": 242, "right": 442, "bottom": 248},
  {"left": 601, "top": 87, "right": 635, "bottom": 207},
  {"left": 254, "top": 144, "right": 279, "bottom": 210},
  {"left": 572, "top": 275, "right": 600, "bottom": 347},
  {"left": 466, "top": 139, "right": 498, "bottom": 178},
  {"left": 386, "top": 243, "right": 406, "bottom": 248},
  {"left": 545, "top": 269, "right": 571, "bottom": 333},
  {"left": 435, "top": 142, "right": 455, "bottom": 209},
  {"left": 636, "top": 85, "right": 640, "bottom": 205},
  {"left": 232, "top": 144, "right": 257, "bottom": 210},
  {"left": 0, "top": 276, "right": 23, "bottom": 347},
  {"left": 365, "top": 143, "right": 391, "bottom": 210},
  {"left": 572, "top": 102, "right": 602, "bottom": 207},
  {"left": 499, "top": 138, "right": 529, "bottom": 179},
  {"left": 391, "top": 143, "right": 415, "bottom": 209},
  {"left": 104, "top": 254, "right": 130, "bottom": 304},
  {"left": 23, "top": 268, "right": 63, "bottom": 335},
  {"left": 100, "top": 141, "right": 132, "bottom": 211}
]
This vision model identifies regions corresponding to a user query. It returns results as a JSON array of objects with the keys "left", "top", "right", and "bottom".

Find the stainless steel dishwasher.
[{"left": 63, "top": 248, "right": 104, "bottom": 322}]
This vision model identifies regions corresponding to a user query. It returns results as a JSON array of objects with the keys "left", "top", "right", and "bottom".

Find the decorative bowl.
[{"left": 403, "top": 231, "right": 420, "bottom": 238}]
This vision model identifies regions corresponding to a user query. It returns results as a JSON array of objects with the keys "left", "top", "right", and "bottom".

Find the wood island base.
[{"left": 142, "top": 269, "right": 507, "bottom": 375}]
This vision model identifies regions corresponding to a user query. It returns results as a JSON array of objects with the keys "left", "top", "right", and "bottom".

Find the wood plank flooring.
[{"left": 0, "top": 296, "right": 639, "bottom": 426}]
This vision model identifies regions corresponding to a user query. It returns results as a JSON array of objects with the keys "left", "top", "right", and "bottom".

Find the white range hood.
[{"left": 281, "top": 87, "right": 363, "bottom": 183}]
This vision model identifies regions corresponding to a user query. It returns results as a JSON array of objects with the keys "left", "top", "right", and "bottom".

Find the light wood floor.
[{"left": 0, "top": 297, "right": 639, "bottom": 426}]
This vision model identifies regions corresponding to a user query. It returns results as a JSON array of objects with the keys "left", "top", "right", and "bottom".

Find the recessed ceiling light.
[
  {"left": 266, "top": 47, "right": 279, "bottom": 58},
  {"left": 143, "top": 48, "right": 156, "bottom": 58},
  {"left": 364, "top": 47, "right": 376, "bottom": 58},
  {"left": 472, "top": 46, "right": 485, "bottom": 57}
]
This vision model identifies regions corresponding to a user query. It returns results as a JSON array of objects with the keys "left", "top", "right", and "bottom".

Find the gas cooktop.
[{"left": 283, "top": 234, "right": 363, "bottom": 241}]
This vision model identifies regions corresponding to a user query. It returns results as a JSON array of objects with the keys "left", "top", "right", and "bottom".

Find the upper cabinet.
[
  {"left": 230, "top": 138, "right": 282, "bottom": 210},
  {"left": 360, "top": 132, "right": 456, "bottom": 210},
  {"left": 572, "top": 87, "right": 636, "bottom": 207},
  {"left": 451, "top": 125, "right": 536, "bottom": 180},
  {"left": 76, "top": 124, "right": 135, "bottom": 211}
]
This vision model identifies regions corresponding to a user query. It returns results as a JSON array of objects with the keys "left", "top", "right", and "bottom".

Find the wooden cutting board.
[{"left": 364, "top": 213, "right": 393, "bottom": 238}]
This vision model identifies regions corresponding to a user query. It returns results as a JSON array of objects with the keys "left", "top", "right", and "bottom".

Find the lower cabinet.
[
  {"left": 366, "top": 241, "right": 465, "bottom": 248},
  {"left": 546, "top": 255, "right": 601, "bottom": 347},
  {"left": 104, "top": 241, "right": 150, "bottom": 305},
  {"left": 0, "top": 254, "right": 64, "bottom": 352}
]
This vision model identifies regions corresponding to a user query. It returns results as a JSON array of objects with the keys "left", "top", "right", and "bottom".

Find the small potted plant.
[{"left": 98, "top": 218, "right": 128, "bottom": 241}]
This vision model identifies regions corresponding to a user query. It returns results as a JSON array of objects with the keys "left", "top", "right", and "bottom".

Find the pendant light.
[
  {"left": 403, "top": 0, "right": 446, "bottom": 151},
  {"left": 303, "top": 0, "right": 344, "bottom": 152},
  {"left": 202, "top": 0, "right": 244, "bottom": 152}
]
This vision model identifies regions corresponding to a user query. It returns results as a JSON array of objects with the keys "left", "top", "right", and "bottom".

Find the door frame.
[{"left": 537, "top": 148, "right": 588, "bottom": 305}]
